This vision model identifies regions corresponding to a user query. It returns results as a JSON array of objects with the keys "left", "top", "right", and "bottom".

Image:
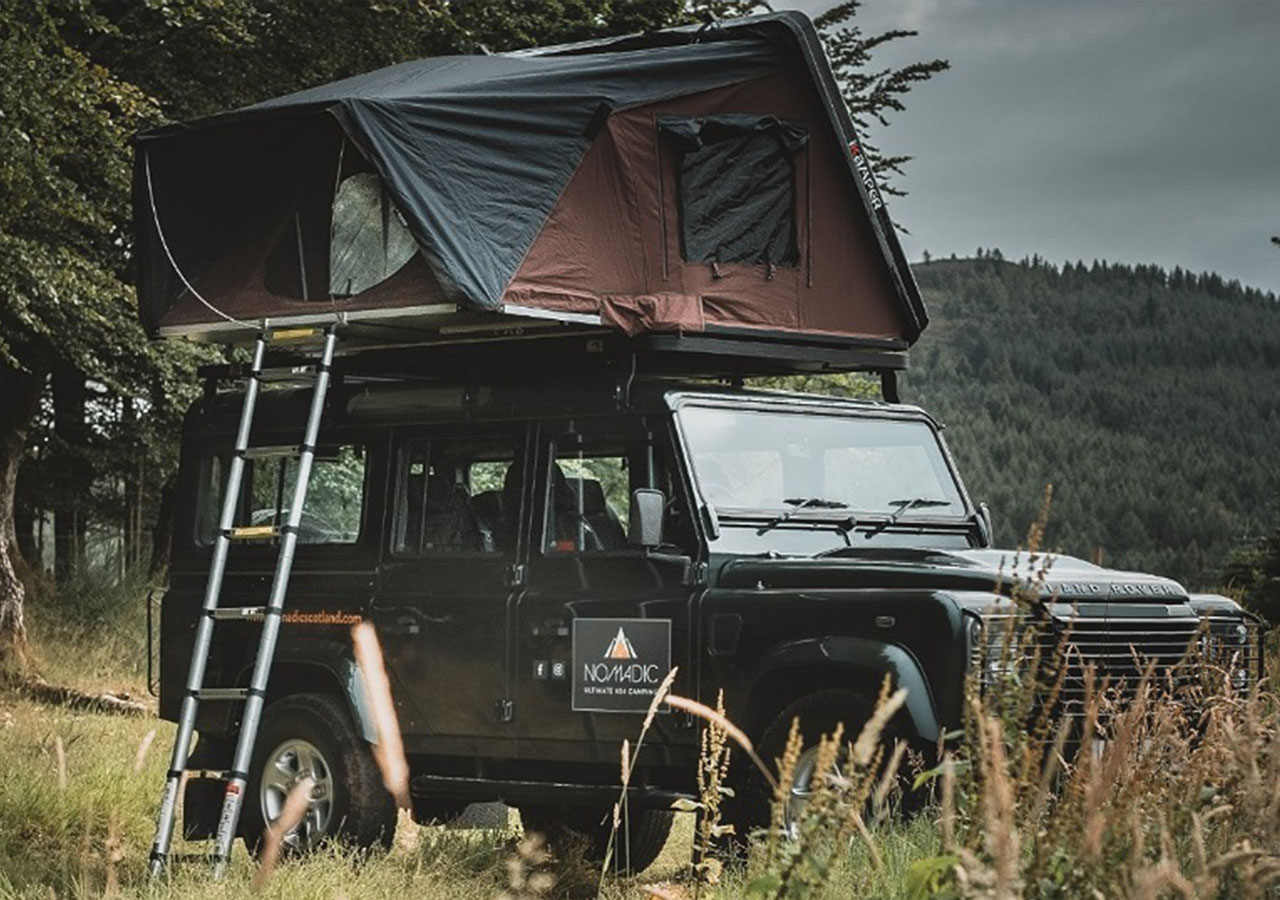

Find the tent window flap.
[{"left": 659, "top": 114, "right": 808, "bottom": 267}]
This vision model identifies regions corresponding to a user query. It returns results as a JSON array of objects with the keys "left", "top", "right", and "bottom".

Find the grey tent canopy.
[{"left": 133, "top": 11, "right": 927, "bottom": 359}]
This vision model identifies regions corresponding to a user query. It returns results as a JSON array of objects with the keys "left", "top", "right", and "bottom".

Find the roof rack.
[{"left": 197, "top": 326, "right": 906, "bottom": 383}]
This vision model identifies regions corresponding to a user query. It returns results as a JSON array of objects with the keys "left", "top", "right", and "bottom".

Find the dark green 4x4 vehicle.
[{"left": 161, "top": 363, "right": 1263, "bottom": 871}]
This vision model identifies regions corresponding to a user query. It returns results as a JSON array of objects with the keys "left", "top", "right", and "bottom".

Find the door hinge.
[
  {"left": 508, "top": 563, "right": 527, "bottom": 587},
  {"left": 679, "top": 560, "right": 708, "bottom": 586},
  {"left": 496, "top": 698, "right": 515, "bottom": 723}
]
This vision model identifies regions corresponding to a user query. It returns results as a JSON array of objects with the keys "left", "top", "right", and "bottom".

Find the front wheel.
[
  {"left": 241, "top": 693, "right": 397, "bottom": 856},
  {"left": 518, "top": 804, "right": 673, "bottom": 875},
  {"left": 737, "top": 689, "right": 920, "bottom": 842}
]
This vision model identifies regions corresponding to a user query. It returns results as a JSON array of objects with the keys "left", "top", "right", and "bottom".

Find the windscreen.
[{"left": 677, "top": 406, "right": 965, "bottom": 517}]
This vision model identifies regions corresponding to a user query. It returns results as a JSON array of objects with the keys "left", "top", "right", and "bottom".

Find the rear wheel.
[
  {"left": 518, "top": 804, "right": 674, "bottom": 875},
  {"left": 241, "top": 693, "right": 396, "bottom": 856}
]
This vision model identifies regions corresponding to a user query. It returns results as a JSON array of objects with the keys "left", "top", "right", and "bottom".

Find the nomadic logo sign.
[{"left": 572, "top": 618, "right": 672, "bottom": 713}]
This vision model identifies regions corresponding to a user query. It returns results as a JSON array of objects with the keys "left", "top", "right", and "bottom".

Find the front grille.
[{"left": 1035, "top": 617, "right": 1202, "bottom": 709}]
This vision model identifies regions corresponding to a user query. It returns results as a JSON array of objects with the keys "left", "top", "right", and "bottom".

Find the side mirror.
[
  {"left": 629, "top": 488, "right": 665, "bottom": 549},
  {"left": 978, "top": 502, "right": 994, "bottom": 547}
]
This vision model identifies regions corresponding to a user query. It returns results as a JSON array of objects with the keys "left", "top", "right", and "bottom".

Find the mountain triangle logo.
[{"left": 604, "top": 627, "right": 637, "bottom": 660}]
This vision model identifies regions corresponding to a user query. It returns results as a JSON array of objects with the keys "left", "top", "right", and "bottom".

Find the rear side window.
[
  {"left": 659, "top": 115, "right": 808, "bottom": 267},
  {"left": 195, "top": 445, "right": 367, "bottom": 546},
  {"left": 392, "top": 435, "right": 519, "bottom": 555}
]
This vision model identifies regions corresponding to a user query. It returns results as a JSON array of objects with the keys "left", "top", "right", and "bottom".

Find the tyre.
[
  {"left": 518, "top": 804, "right": 674, "bottom": 875},
  {"left": 241, "top": 693, "right": 397, "bottom": 855},
  {"left": 737, "top": 689, "right": 918, "bottom": 842}
]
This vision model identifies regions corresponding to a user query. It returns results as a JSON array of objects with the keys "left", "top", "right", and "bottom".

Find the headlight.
[
  {"left": 1200, "top": 617, "right": 1260, "bottom": 691},
  {"left": 966, "top": 612, "right": 1023, "bottom": 684}
]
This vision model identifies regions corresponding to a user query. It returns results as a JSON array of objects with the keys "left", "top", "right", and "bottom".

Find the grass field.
[
  {"left": 0, "top": 591, "right": 933, "bottom": 900},
  {"left": 5, "top": 573, "right": 1280, "bottom": 900}
]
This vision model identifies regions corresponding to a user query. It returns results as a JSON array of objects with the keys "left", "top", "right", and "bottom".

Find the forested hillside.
[{"left": 903, "top": 254, "right": 1280, "bottom": 589}]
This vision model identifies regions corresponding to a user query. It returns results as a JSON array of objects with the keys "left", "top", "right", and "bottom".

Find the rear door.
[
  {"left": 372, "top": 424, "right": 531, "bottom": 757},
  {"left": 164, "top": 433, "right": 381, "bottom": 727}
]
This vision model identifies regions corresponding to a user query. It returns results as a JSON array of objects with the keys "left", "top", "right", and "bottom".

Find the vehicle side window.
[
  {"left": 544, "top": 426, "right": 696, "bottom": 555},
  {"left": 393, "top": 436, "right": 517, "bottom": 554},
  {"left": 194, "top": 445, "right": 367, "bottom": 546},
  {"left": 546, "top": 439, "right": 630, "bottom": 554}
]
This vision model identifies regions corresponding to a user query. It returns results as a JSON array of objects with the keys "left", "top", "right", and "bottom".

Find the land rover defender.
[{"left": 158, "top": 354, "right": 1263, "bottom": 872}]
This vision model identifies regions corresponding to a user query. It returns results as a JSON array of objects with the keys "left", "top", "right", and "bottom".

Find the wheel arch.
[
  {"left": 740, "top": 635, "right": 941, "bottom": 744},
  {"left": 237, "top": 641, "right": 378, "bottom": 744}
]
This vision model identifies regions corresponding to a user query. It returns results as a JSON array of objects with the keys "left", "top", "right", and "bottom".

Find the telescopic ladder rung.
[
  {"left": 227, "top": 525, "right": 279, "bottom": 541},
  {"left": 240, "top": 445, "right": 301, "bottom": 460},
  {"left": 251, "top": 365, "right": 318, "bottom": 386},
  {"left": 186, "top": 769, "right": 231, "bottom": 781},
  {"left": 149, "top": 326, "right": 339, "bottom": 880},
  {"left": 194, "top": 687, "right": 250, "bottom": 702},
  {"left": 267, "top": 326, "right": 327, "bottom": 346},
  {"left": 208, "top": 606, "right": 268, "bottom": 621}
]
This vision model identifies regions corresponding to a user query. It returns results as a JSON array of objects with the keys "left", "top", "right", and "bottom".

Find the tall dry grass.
[
  {"left": 691, "top": 487, "right": 1280, "bottom": 900},
  {"left": 6, "top": 505, "right": 1278, "bottom": 900}
]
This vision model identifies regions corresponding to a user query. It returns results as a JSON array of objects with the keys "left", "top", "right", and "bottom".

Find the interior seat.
[{"left": 420, "top": 467, "right": 482, "bottom": 552}]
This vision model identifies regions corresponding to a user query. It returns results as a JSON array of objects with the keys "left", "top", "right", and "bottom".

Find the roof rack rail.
[{"left": 196, "top": 328, "right": 907, "bottom": 388}]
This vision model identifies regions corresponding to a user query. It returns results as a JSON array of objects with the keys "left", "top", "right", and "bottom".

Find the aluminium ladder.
[{"left": 149, "top": 326, "right": 339, "bottom": 878}]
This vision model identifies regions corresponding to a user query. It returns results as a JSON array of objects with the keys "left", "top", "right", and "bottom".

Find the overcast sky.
[{"left": 790, "top": 0, "right": 1279, "bottom": 293}]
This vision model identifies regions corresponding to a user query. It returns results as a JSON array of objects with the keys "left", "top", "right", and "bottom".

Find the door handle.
[
  {"left": 382, "top": 615, "right": 421, "bottom": 636},
  {"left": 531, "top": 620, "right": 569, "bottom": 639}
]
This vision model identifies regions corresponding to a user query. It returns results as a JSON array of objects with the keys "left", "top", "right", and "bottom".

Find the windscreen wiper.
[
  {"left": 756, "top": 497, "right": 849, "bottom": 536},
  {"left": 863, "top": 497, "right": 951, "bottom": 539}
]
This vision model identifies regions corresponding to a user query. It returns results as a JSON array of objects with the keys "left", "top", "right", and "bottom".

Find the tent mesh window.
[
  {"left": 330, "top": 172, "right": 419, "bottom": 298},
  {"left": 660, "top": 115, "right": 808, "bottom": 267}
]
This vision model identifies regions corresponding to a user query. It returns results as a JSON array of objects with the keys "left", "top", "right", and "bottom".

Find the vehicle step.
[
  {"left": 209, "top": 606, "right": 267, "bottom": 621},
  {"left": 240, "top": 445, "right": 302, "bottom": 460},
  {"left": 195, "top": 688, "right": 249, "bottom": 702},
  {"left": 227, "top": 525, "right": 279, "bottom": 541}
]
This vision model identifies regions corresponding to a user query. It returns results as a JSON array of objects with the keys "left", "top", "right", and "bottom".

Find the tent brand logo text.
[
  {"left": 849, "top": 141, "right": 884, "bottom": 211},
  {"left": 582, "top": 662, "right": 662, "bottom": 685}
]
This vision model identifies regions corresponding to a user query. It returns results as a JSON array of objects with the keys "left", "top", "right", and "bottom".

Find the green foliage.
[
  {"left": 0, "top": 1, "right": 154, "bottom": 369},
  {"left": 902, "top": 854, "right": 959, "bottom": 900},
  {"left": 907, "top": 255, "right": 1280, "bottom": 588},
  {"left": 1221, "top": 506, "right": 1280, "bottom": 625},
  {"left": 749, "top": 373, "right": 881, "bottom": 400},
  {"left": 814, "top": 1, "right": 949, "bottom": 196}
]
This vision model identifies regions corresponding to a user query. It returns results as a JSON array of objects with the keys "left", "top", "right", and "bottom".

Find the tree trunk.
[
  {"left": 13, "top": 499, "right": 36, "bottom": 570},
  {"left": 52, "top": 362, "right": 87, "bottom": 582},
  {"left": 148, "top": 476, "right": 175, "bottom": 583},
  {"left": 0, "top": 355, "right": 50, "bottom": 664}
]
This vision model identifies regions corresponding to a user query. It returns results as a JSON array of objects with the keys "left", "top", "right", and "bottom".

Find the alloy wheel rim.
[
  {"left": 259, "top": 737, "right": 334, "bottom": 852},
  {"left": 784, "top": 744, "right": 846, "bottom": 840}
]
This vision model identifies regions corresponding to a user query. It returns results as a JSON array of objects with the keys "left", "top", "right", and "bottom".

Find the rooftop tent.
[{"left": 133, "top": 11, "right": 927, "bottom": 363}]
